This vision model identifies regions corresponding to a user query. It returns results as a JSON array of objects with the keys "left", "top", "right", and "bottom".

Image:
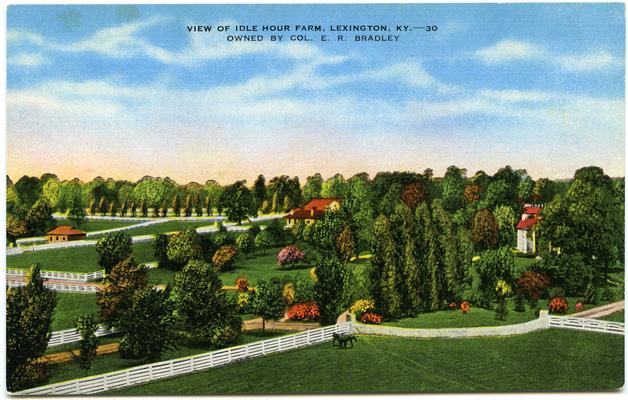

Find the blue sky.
[{"left": 6, "top": 3, "right": 625, "bottom": 183}]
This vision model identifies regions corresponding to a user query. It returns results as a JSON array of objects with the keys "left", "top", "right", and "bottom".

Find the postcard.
[{"left": 4, "top": 2, "right": 625, "bottom": 395}]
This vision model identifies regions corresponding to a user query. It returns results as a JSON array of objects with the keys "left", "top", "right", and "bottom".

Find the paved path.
[{"left": 570, "top": 300, "right": 624, "bottom": 319}]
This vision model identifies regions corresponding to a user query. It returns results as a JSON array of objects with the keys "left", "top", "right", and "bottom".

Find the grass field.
[
  {"left": 7, "top": 240, "right": 156, "bottom": 273},
  {"left": 52, "top": 293, "right": 99, "bottom": 331},
  {"left": 54, "top": 219, "right": 139, "bottom": 232},
  {"left": 46, "top": 330, "right": 289, "bottom": 384},
  {"left": 599, "top": 311, "right": 625, "bottom": 322},
  {"left": 108, "top": 329, "right": 624, "bottom": 394},
  {"left": 89, "top": 220, "right": 216, "bottom": 238}
]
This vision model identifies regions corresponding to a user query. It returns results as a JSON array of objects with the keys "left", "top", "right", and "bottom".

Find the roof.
[
  {"left": 516, "top": 218, "right": 538, "bottom": 230},
  {"left": 46, "top": 226, "right": 86, "bottom": 236},
  {"left": 301, "top": 197, "right": 342, "bottom": 210},
  {"left": 284, "top": 209, "right": 326, "bottom": 220},
  {"left": 523, "top": 206, "right": 541, "bottom": 215}
]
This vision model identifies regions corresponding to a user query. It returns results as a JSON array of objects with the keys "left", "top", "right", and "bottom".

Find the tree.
[
  {"left": 95, "top": 232, "right": 133, "bottom": 273},
  {"left": 475, "top": 247, "right": 515, "bottom": 306},
  {"left": 321, "top": 173, "right": 349, "bottom": 198},
  {"left": 6, "top": 214, "right": 28, "bottom": 245},
  {"left": 67, "top": 196, "right": 86, "bottom": 228},
  {"left": 538, "top": 167, "right": 622, "bottom": 279},
  {"left": 370, "top": 215, "right": 402, "bottom": 318},
  {"left": 14, "top": 175, "right": 42, "bottom": 207},
  {"left": 345, "top": 175, "right": 375, "bottom": 251},
  {"left": 154, "top": 233, "right": 170, "bottom": 268},
  {"left": 7, "top": 265, "right": 57, "bottom": 391},
  {"left": 441, "top": 165, "right": 466, "bottom": 212},
  {"left": 212, "top": 245, "right": 238, "bottom": 271},
  {"left": 73, "top": 314, "right": 99, "bottom": 376},
  {"left": 173, "top": 260, "right": 242, "bottom": 346},
  {"left": 253, "top": 174, "right": 267, "bottom": 210},
  {"left": 493, "top": 205, "right": 517, "bottom": 247},
  {"left": 314, "top": 254, "right": 350, "bottom": 324},
  {"left": 96, "top": 257, "right": 149, "bottom": 327},
  {"left": 41, "top": 178, "right": 60, "bottom": 209},
  {"left": 400, "top": 181, "right": 426, "bottom": 209},
  {"left": 312, "top": 208, "right": 350, "bottom": 258},
  {"left": 276, "top": 245, "right": 306, "bottom": 269},
  {"left": 464, "top": 184, "right": 482, "bottom": 203},
  {"left": 166, "top": 227, "right": 203, "bottom": 269},
  {"left": 471, "top": 209, "right": 499, "bottom": 251},
  {"left": 172, "top": 194, "right": 182, "bottom": 217},
  {"left": 220, "top": 180, "right": 257, "bottom": 224},
  {"left": 250, "top": 279, "right": 286, "bottom": 331},
  {"left": 302, "top": 173, "right": 323, "bottom": 202},
  {"left": 118, "top": 287, "right": 177, "bottom": 362},
  {"left": 236, "top": 233, "right": 255, "bottom": 258},
  {"left": 25, "top": 199, "right": 54, "bottom": 235},
  {"left": 254, "top": 230, "right": 273, "bottom": 254},
  {"left": 335, "top": 225, "right": 355, "bottom": 263}
]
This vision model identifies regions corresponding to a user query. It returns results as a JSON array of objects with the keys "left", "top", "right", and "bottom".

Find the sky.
[{"left": 6, "top": 3, "right": 626, "bottom": 184}]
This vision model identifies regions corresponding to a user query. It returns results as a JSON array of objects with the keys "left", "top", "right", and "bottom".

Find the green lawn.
[
  {"left": 7, "top": 240, "right": 156, "bottom": 273},
  {"left": 599, "top": 311, "right": 625, "bottom": 323},
  {"left": 513, "top": 255, "right": 538, "bottom": 273},
  {"left": 54, "top": 219, "right": 139, "bottom": 232},
  {"left": 46, "top": 330, "right": 289, "bottom": 384},
  {"left": 108, "top": 329, "right": 624, "bottom": 394},
  {"left": 52, "top": 293, "right": 99, "bottom": 331},
  {"left": 89, "top": 220, "right": 217, "bottom": 238}
]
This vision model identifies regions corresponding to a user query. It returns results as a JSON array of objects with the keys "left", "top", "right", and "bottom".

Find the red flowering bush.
[
  {"left": 287, "top": 301, "right": 319, "bottom": 321},
  {"left": 575, "top": 301, "right": 584, "bottom": 313},
  {"left": 235, "top": 277, "right": 248, "bottom": 292},
  {"left": 276, "top": 245, "right": 306, "bottom": 268},
  {"left": 548, "top": 296, "right": 569, "bottom": 314},
  {"left": 448, "top": 302, "right": 457, "bottom": 310},
  {"left": 516, "top": 271, "right": 550, "bottom": 301},
  {"left": 359, "top": 312, "right": 382, "bottom": 324},
  {"left": 460, "top": 301, "right": 471, "bottom": 314}
]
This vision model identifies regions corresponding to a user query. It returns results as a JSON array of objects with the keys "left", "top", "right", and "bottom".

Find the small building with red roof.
[
  {"left": 516, "top": 204, "right": 542, "bottom": 253},
  {"left": 46, "top": 226, "right": 87, "bottom": 243},
  {"left": 284, "top": 198, "right": 342, "bottom": 227}
]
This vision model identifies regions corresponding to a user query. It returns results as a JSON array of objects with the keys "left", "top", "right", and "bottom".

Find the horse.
[{"left": 332, "top": 333, "right": 358, "bottom": 349}]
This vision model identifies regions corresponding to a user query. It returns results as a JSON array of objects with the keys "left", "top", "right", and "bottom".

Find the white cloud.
[
  {"left": 474, "top": 39, "right": 544, "bottom": 64},
  {"left": 477, "top": 89, "right": 554, "bottom": 103},
  {"left": 474, "top": 39, "right": 622, "bottom": 73},
  {"left": 8, "top": 52, "right": 49, "bottom": 67}
]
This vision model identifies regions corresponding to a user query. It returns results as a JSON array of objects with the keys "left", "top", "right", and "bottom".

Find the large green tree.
[
  {"left": 166, "top": 227, "right": 203, "bottom": 269},
  {"left": 6, "top": 265, "right": 57, "bottom": 391},
  {"left": 314, "top": 254, "right": 350, "bottom": 324},
  {"left": 471, "top": 208, "right": 499, "bottom": 251},
  {"left": 370, "top": 214, "right": 402, "bottom": 317},
  {"left": 250, "top": 279, "right": 286, "bottom": 331},
  {"left": 95, "top": 232, "right": 133, "bottom": 273},
  {"left": 220, "top": 180, "right": 258, "bottom": 224}
]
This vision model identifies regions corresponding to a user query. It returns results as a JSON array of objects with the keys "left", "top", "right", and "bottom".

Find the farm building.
[
  {"left": 284, "top": 198, "right": 342, "bottom": 227},
  {"left": 45, "top": 226, "right": 87, "bottom": 243},
  {"left": 516, "top": 205, "right": 541, "bottom": 253}
]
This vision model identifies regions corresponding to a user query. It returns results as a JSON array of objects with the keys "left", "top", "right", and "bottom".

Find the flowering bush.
[
  {"left": 212, "top": 245, "right": 238, "bottom": 271},
  {"left": 448, "top": 302, "right": 457, "bottom": 310},
  {"left": 548, "top": 296, "right": 569, "bottom": 314},
  {"left": 575, "top": 301, "right": 584, "bottom": 313},
  {"left": 283, "top": 282, "right": 295, "bottom": 305},
  {"left": 286, "top": 301, "right": 320, "bottom": 321},
  {"left": 236, "top": 291, "right": 250, "bottom": 313},
  {"left": 235, "top": 277, "right": 248, "bottom": 292},
  {"left": 516, "top": 271, "right": 550, "bottom": 301},
  {"left": 350, "top": 299, "right": 376, "bottom": 314},
  {"left": 276, "top": 245, "right": 306, "bottom": 268},
  {"left": 495, "top": 280, "right": 512, "bottom": 298},
  {"left": 359, "top": 312, "right": 382, "bottom": 324},
  {"left": 460, "top": 301, "right": 471, "bottom": 314}
]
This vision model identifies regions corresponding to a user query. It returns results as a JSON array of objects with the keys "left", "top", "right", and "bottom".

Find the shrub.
[
  {"left": 531, "top": 254, "right": 592, "bottom": 296},
  {"left": 236, "top": 234, "right": 255, "bottom": 258},
  {"left": 254, "top": 231, "right": 274, "bottom": 254},
  {"left": 476, "top": 247, "right": 515, "bottom": 303},
  {"left": 514, "top": 294, "right": 526, "bottom": 312},
  {"left": 516, "top": 271, "right": 550, "bottom": 301},
  {"left": 235, "top": 277, "right": 248, "bottom": 292},
  {"left": 584, "top": 283, "right": 598, "bottom": 305},
  {"left": 286, "top": 301, "right": 320, "bottom": 321},
  {"left": 575, "top": 301, "right": 584, "bottom": 313},
  {"left": 548, "top": 297, "right": 569, "bottom": 314},
  {"left": 460, "top": 300, "right": 471, "bottom": 314},
  {"left": 212, "top": 245, "right": 238, "bottom": 271},
  {"left": 293, "top": 278, "right": 316, "bottom": 303},
  {"left": 236, "top": 292, "right": 250, "bottom": 313},
  {"left": 214, "top": 232, "right": 234, "bottom": 247},
  {"left": 448, "top": 302, "right": 457, "bottom": 310},
  {"left": 601, "top": 286, "right": 616, "bottom": 302},
  {"left": 276, "top": 245, "right": 306, "bottom": 268},
  {"left": 350, "top": 299, "right": 376, "bottom": 314},
  {"left": 359, "top": 312, "right": 382, "bottom": 324},
  {"left": 283, "top": 281, "right": 296, "bottom": 305}
]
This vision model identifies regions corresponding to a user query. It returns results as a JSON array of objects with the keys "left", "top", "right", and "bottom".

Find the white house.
[{"left": 516, "top": 204, "right": 542, "bottom": 253}]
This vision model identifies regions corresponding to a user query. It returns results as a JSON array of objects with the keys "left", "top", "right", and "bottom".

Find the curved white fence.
[
  {"left": 48, "top": 326, "right": 117, "bottom": 347},
  {"left": 549, "top": 315, "right": 624, "bottom": 335},
  {"left": 7, "top": 280, "right": 100, "bottom": 293},
  {"left": 7, "top": 268, "right": 104, "bottom": 282},
  {"left": 16, "top": 323, "right": 351, "bottom": 395}
]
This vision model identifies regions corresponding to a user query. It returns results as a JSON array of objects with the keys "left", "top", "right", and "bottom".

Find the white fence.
[
  {"left": 7, "top": 280, "right": 101, "bottom": 293},
  {"left": 7, "top": 268, "right": 104, "bottom": 282},
  {"left": 48, "top": 326, "right": 117, "bottom": 347},
  {"left": 17, "top": 323, "right": 351, "bottom": 395},
  {"left": 549, "top": 315, "right": 624, "bottom": 335}
]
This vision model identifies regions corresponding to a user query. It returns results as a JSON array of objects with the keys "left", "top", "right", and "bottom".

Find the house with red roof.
[
  {"left": 46, "top": 226, "right": 87, "bottom": 243},
  {"left": 284, "top": 198, "right": 342, "bottom": 227},
  {"left": 516, "top": 204, "right": 542, "bottom": 253}
]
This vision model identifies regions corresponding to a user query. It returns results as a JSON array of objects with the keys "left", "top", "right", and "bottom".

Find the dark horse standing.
[{"left": 332, "top": 333, "right": 358, "bottom": 349}]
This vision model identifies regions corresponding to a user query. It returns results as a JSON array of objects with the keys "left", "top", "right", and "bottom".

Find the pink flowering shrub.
[{"left": 276, "top": 245, "right": 305, "bottom": 268}]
